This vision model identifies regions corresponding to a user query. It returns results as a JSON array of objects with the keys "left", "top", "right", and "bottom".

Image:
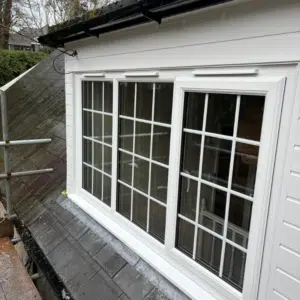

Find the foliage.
[
  {"left": 0, "top": 49, "right": 48, "bottom": 86},
  {"left": 14, "top": 0, "right": 112, "bottom": 35}
]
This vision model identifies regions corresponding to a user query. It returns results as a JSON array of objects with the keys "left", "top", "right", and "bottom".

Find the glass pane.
[
  {"left": 232, "top": 143, "right": 259, "bottom": 196},
  {"left": 93, "top": 170, "right": 102, "bottom": 200},
  {"left": 94, "top": 82, "right": 102, "bottom": 111},
  {"left": 136, "top": 83, "right": 153, "bottom": 120},
  {"left": 118, "top": 183, "right": 131, "bottom": 219},
  {"left": 227, "top": 195, "right": 252, "bottom": 247},
  {"left": 178, "top": 176, "right": 198, "bottom": 221},
  {"left": 83, "top": 139, "right": 92, "bottom": 164},
  {"left": 206, "top": 93, "right": 236, "bottom": 136},
  {"left": 103, "top": 82, "right": 113, "bottom": 113},
  {"left": 104, "top": 115, "right": 112, "bottom": 145},
  {"left": 83, "top": 111, "right": 92, "bottom": 137},
  {"left": 184, "top": 92, "right": 205, "bottom": 130},
  {"left": 94, "top": 143, "right": 102, "bottom": 170},
  {"left": 152, "top": 126, "right": 170, "bottom": 164},
  {"left": 119, "top": 119, "right": 133, "bottom": 152},
  {"left": 103, "top": 145, "right": 112, "bottom": 175},
  {"left": 238, "top": 95, "right": 265, "bottom": 141},
  {"left": 176, "top": 218, "right": 194, "bottom": 257},
  {"left": 118, "top": 151, "right": 132, "bottom": 185},
  {"left": 103, "top": 175, "right": 111, "bottom": 205},
  {"left": 135, "top": 121, "right": 151, "bottom": 158},
  {"left": 198, "top": 184, "right": 227, "bottom": 234},
  {"left": 82, "top": 81, "right": 92, "bottom": 109},
  {"left": 223, "top": 244, "right": 247, "bottom": 292},
  {"left": 93, "top": 113, "right": 102, "bottom": 141},
  {"left": 119, "top": 82, "right": 135, "bottom": 117},
  {"left": 202, "top": 137, "right": 232, "bottom": 187},
  {"left": 83, "top": 165, "right": 92, "bottom": 193},
  {"left": 150, "top": 164, "right": 168, "bottom": 203},
  {"left": 154, "top": 83, "right": 173, "bottom": 124},
  {"left": 149, "top": 201, "right": 166, "bottom": 242},
  {"left": 132, "top": 192, "right": 147, "bottom": 230},
  {"left": 133, "top": 158, "right": 149, "bottom": 194},
  {"left": 196, "top": 229, "right": 222, "bottom": 275},
  {"left": 181, "top": 133, "right": 202, "bottom": 177}
]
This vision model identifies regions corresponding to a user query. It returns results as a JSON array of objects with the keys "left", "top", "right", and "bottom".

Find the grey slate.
[
  {"left": 145, "top": 289, "right": 170, "bottom": 300},
  {"left": 118, "top": 294, "right": 130, "bottom": 300},
  {"left": 35, "top": 220, "right": 69, "bottom": 255},
  {"left": 94, "top": 244, "right": 127, "bottom": 277},
  {"left": 65, "top": 217, "right": 89, "bottom": 240},
  {"left": 78, "top": 229, "right": 106, "bottom": 257},
  {"left": 114, "top": 264, "right": 155, "bottom": 300},
  {"left": 48, "top": 236, "right": 100, "bottom": 292},
  {"left": 75, "top": 270, "right": 122, "bottom": 300},
  {"left": 44, "top": 200, "right": 74, "bottom": 226},
  {"left": 27, "top": 211, "right": 56, "bottom": 237},
  {"left": 136, "top": 260, "right": 190, "bottom": 300},
  {"left": 108, "top": 237, "right": 140, "bottom": 267}
]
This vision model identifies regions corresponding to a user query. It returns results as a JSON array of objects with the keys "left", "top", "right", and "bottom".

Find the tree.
[
  {"left": 14, "top": 0, "right": 112, "bottom": 37},
  {"left": 0, "top": 0, "right": 13, "bottom": 49},
  {"left": 0, "top": 0, "right": 112, "bottom": 49}
]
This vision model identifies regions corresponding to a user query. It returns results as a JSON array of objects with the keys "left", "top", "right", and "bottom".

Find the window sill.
[{"left": 68, "top": 192, "right": 239, "bottom": 300}]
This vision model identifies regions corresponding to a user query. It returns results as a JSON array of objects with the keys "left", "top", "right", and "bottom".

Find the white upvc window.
[{"left": 74, "top": 72, "right": 285, "bottom": 300}]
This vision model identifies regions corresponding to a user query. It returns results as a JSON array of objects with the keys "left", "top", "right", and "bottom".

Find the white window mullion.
[
  {"left": 101, "top": 82, "right": 105, "bottom": 201},
  {"left": 91, "top": 82, "right": 94, "bottom": 194},
  {"left": 111, "top": 79, "right": 119, "bottom": 211},
  {"left": 130, "top": 83, "right": 137, "bottom": 221},
  {"left": 192, "top": 93, "right": 209, "bottom": 259},
  {"left": 165, "top": 82, "right": 185, "bottom": 250},
  {"left": 146, "top": 83, "right": 155, "bottom": 232},
  {"left": 219, "top": 95, "right": 241, "bottom": 277}
]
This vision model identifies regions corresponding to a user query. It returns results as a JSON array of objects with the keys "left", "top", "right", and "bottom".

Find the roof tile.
[{"left": 94, "top": 244, "right": 127, "bottom": 277}]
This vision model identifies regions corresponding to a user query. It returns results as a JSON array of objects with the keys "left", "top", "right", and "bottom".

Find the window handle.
[
  {"left": 184, "top": 170, "right": 190, "bottom": 192},
  {"left": 157, "top": 185, "right": 167, "bottom": 190},
  {"left": 128, "top": 162, "right": 138, "bottom": 168}
]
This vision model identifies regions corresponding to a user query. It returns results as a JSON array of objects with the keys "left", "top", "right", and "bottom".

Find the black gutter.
[{"left": 39, "top": 0, "right": 232, "bottom": 48}]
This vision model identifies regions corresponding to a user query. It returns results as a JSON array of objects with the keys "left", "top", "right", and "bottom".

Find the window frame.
[{"left": 73, "top": 73, "right": 286, "bottom": 300}]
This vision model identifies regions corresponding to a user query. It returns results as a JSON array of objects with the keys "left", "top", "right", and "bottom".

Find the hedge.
[{"left": 0, "top": 50, "right": 48, "bottom": 87}]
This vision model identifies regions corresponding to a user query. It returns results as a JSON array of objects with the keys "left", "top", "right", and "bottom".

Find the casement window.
[
  {"left": 78, "top": 74, "right": 284, "bottom": 300},
  {"left": 117, "top": 82, "right": 173, "bottom": 242},
  {"left": 176, "top": 91, "right": 264, "bottom": 291},
  {"left": 82, "top": 81, "right": 113, "bottom": 205}
]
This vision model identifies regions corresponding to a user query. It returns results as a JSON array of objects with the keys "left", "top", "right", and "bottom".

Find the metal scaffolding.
[{"left": 0, "top": 89, "right": 53, "bottom": 218}]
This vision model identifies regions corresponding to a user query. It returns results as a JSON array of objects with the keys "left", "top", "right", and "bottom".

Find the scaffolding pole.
[
  {"left": 0, "top": 168, "right": 53, "bottom": 179},
  {"left": 0, "top": 138, "right": 52, "bottom": 147},
  {"left": 0, "top": 90, "right": 12, "bottom": 217},
  {"left": 0, "top": 89, "right": 54, "bottom": 218}
]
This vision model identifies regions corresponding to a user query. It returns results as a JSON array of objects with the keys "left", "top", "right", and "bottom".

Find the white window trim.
[{"left": 70, "top": 72, "right": 286, "bottom": 300}]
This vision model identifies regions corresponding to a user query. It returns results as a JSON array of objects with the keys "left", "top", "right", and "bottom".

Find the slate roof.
[
  {"left": 1, "top": 52, "right": 191, "bottom": 300},
  {"left": 9, "top": 34, "right": 32, "bottom": 47},
  {"left": 9, "top": 27, "right": 47, "bottom": 47}
]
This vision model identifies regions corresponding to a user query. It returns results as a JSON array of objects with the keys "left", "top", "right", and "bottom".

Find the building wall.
[{"left": 64, "top": 0, "right": 300, "bottom": 299}]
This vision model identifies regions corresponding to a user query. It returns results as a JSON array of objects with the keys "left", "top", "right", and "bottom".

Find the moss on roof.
[{"left": 48, "top": 0, "right": 130, "bottom": 33}]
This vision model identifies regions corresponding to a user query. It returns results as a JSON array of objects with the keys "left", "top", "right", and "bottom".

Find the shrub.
[{"left": 0, "top": 50, "right": 48, "bottom": 87}]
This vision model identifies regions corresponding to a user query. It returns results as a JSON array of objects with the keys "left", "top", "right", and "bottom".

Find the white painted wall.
[{"left": 64, "top": 0, "right": 300, "bottom": 299}]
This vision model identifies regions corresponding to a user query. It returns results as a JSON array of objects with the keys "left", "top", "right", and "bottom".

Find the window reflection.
[{"left": 176, "top": 91, "right": 265, "bottom": 292}]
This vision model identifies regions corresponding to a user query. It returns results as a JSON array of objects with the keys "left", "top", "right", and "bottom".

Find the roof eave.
[{"left": 38, "top": 0, "right": 232, "bottom": 48}]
